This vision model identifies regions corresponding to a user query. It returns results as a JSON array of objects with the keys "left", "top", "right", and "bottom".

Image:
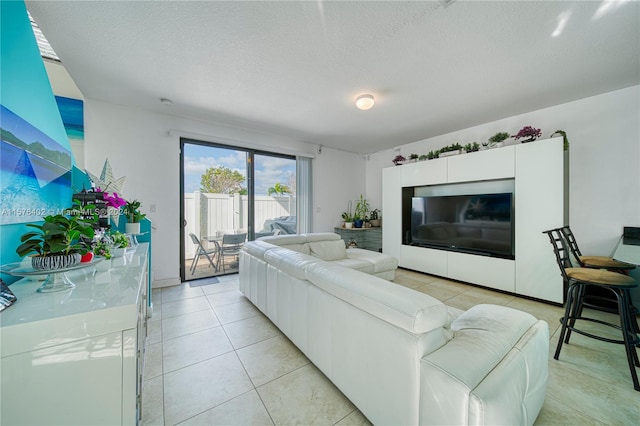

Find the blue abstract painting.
[
  {"left": 0, "top": 104, "right": 72, "bottom": 224},
  {"left": 55, "top": 96, "right": 84, "bottom": 147}
]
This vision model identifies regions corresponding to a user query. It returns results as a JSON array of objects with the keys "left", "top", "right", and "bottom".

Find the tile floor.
[{"left": 142, "top": 268, "right": 640, "bottom": 425}]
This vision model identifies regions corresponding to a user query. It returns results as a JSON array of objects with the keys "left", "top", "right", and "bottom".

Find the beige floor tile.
[
  {"left": 506, "top": 297, "right": 564, "bottom": 336},
  {"left": 163, "top": 326, "right": 234, "bottom": 373},
  {"left": 144, "top": 342, "right": 163, "bottom": 379},
  {"left": 545, "top": 360, "right": 640, "bottom": 425},
  {"left": 223, "top": 314, "right": 281, "bottom": 349},
  {"left": 141, "top": 375, "right": 164, "bottom": 426},
  {"left": 415, "top": 282, "right": 466, "bottom": 302},
  {"left": 149, "top": 302, "right": 162, "bottom": 322},
  {"left": 213, "top": 298, "right": 261, "bottom": 324},
  {"left": 179, "top": 390, "right": 274, "bottom": 426},
  {"left": 162, "top": 309, "right": 220, "bottom": 340},
  {"left": 206, "top": 289, "right": 247, "bottom": 307},
  {"left": 201, "top": 280, "right": 240, "bottom": 295},
  {"left": 445, "top": 286, "right": 515, "bottom": 311},
  {"left": 334, "top": 409, "right": 373, "bottom": 425},
  {"left": 161, "top": 284, "right": 205, "bottom": 302},
  {"left": 146, "top": 319, "right": 162, "bottom": 345},
  {"left": 534, "top": 394, "right": 606, "bottom": 425},
  {"left": 151, "top": 288, "right": 163, "bottom": 305},
  {"left": 257, "top": 364, "right": 355, "bottom": 425},
  {"left": 163, "top": 352, "right": 253, "bottom": 425},
  {"left": 549, "top": 331, "right": 638, "bottom": 387},
  {"left": 162, "top": 295, "right": 211, "bottom": 319},
  {"left": 237, "top": 335, "right": 310, "bottom": 387}
]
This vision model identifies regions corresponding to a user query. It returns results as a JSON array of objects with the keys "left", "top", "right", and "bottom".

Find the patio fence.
[{"left": 184, "top": 192, "right": 295, "bottom": 258}]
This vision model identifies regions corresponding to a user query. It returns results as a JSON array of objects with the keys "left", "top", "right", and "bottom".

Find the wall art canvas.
[
  {"left": 55, "top": 95, "right": 84, "bottom": 146},
  {"left": 0, "top": 104, "right": 72, "bottom": 224}
]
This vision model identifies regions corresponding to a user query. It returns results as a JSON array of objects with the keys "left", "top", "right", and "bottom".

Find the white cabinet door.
[
  {"left": 383, "top": 166, "right": 403, "bottom": 258},
  {"left": 447, "top": 146, "right": 515, "bottom": 183}
]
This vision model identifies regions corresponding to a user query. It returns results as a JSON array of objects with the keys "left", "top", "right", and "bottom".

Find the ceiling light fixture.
[{"left": 355, "top": 94, "right": 375, "bottom": 111}]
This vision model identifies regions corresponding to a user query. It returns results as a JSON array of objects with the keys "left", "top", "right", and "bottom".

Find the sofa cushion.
[
  {"left": 346, "top": 248, "right": 398, "bottom": 273},
  {"left": 332, "top": 257, "right": 375, "bottom": 274},
  {"left": 263, "top": 248, "right": 321, "bottom": 280},
  {"left": 259, "top": 234, "right": 308, "bottom": 245},
  {"left": 309, "top": 239, "right": 347, "bottom": 261},
  {"left": 304, "top": 232, "right": 342, "bottom": 242},
  {"left": 242, "top": 240, "right": 277, "bottom": 260},
  {"left": 305, "top": 263, "right": 449, "bottom": 334},
  {"left": 279, "top": 243, "right": 311, "bottom": 255}
]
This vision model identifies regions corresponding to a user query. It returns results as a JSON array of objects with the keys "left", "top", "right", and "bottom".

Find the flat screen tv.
[{"left": 410, "top": 192, "right": 514, "bottom": 259}]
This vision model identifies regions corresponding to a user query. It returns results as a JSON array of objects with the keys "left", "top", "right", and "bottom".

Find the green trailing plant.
[
  {"left": 123, "top": 199, "right": 146, "bottom": 223},
  {"left": 16, "top": 201, "right": 96, "bottom": 258},
  {"left": 418, "top": 154, "right": 428, "bottom": 161},
  {"left": 550, "top": 130, "right": 569, "bottom": 150}
]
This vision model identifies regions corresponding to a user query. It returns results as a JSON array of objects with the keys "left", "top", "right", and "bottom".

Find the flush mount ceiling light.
[{"left": 355, "top": 94, "right": 375, "bottom": 111}]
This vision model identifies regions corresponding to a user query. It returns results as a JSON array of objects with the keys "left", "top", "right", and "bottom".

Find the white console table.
[{"left": 0, "top": 243, "right": 149, "bottom": 425}]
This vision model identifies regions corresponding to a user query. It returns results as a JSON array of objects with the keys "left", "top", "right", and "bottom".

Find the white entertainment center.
[{"left": 383, "top": 137, "right": 565, "bottom": 303}]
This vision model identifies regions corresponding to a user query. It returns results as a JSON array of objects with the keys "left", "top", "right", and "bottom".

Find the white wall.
[
  {"left": 83, "top": 100, "right": 364, "bottom": 286},
  {"left": 367, "top": 85, "right": 640, "bottom": 257}
]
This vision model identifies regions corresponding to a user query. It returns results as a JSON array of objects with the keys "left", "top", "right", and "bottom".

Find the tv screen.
[{"left": 410, "top": 193, "right": 514, "bottom": 259}]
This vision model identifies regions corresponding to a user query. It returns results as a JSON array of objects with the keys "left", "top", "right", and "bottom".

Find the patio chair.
[
  {"left": 189, "top": 233, "right": 218, "bottom": 274},
  {"left": 218, "top": 232, "right": 246, "bottom": 273}
]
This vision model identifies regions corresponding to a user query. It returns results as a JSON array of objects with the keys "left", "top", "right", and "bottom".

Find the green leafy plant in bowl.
[{"left": 16, "top": 201, "right": 96, "bottom": 270}]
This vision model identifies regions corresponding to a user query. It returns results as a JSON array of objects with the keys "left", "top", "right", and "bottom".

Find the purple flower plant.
[
  {"left": 392, "top": 155, "right": 406, "bottom": 165},
  {"left": 98, "top": 188, "right": 127, "bottom": 209},
  {"left": 513, "top": 126, "right": 542, "bottom": 142}
]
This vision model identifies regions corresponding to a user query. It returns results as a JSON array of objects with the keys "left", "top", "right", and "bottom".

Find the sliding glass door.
[{"left": 180, "top": 139, "right": 299, "bottom": 281}]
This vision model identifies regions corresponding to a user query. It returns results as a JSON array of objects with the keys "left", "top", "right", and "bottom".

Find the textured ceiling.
[{"left": 26, "top": 1, "right": 640, "bottom": 154}]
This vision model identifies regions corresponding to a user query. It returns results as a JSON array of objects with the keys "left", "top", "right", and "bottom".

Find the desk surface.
[{"left": 614, "top": 236, "right": 640, "bottom": 265}]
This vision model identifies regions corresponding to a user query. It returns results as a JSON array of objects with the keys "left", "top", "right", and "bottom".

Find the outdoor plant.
[
  {"left": 513, "top": 126, "right": 542, "bottom": 142},
  {"left": 123, "top": 199, "right": 146, "bottom": 223},
  {"left": 488, "top": 132, "right": 510, "bottom": 146},
  {"left": 16, "top": 202, "right": 96, "bottom": 258},
  {"left": 392, "top": 155, "right": 406, "bottom": 166}
]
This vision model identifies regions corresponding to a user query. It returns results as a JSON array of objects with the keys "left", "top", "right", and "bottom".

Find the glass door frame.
[{"left": 179, "top": 138, "right": 296, "bottom": 282}]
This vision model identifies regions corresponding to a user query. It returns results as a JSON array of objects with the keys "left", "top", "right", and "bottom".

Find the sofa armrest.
[{"left": 419, "top": 304, "right": 549, "bottom": 425}]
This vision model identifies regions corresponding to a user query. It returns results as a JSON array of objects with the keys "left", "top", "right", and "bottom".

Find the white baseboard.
[{"left": 152, "top": 277, "right": 181, "bottom": 289}]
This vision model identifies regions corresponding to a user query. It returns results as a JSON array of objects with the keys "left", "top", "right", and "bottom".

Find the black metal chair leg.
[
  {"left": 555, "top": 283, "right": 578, "bottom": 360},
  {"left": 617, "top": 291, "right": 640, "bottom": 391},
  {"left": 565, "top": 283, "right": 584, "bottom": 344}
]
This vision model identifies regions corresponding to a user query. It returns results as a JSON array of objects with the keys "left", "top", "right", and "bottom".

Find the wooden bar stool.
[
  {"left": 543, "top": 228, "right": 640, "bottom": 391},
  {"left": 561, "top": 225, "right": 636, "bottom": 273}
]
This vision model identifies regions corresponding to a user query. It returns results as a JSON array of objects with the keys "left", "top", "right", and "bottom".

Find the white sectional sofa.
[{"left": 239, "top": 233, "right": 549, "bottom": 425}]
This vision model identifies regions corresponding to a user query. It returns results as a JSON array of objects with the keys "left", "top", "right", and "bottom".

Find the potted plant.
[
  {"left": 369, "top": 209, "right": 381, "bottom": 227},
  {"left": 341, "top": 200, "right": 354, "bottom": 228},
  {"left": 438, "top": 143, "right": 464, "bottom": 157},
  {"left": 418, "top": 154, "right": 428, "bottom": 161},
  {"left": 123, "top": 199, "right": 146, "bottom": 234},
  {"left": 408, "top": 153, "right": 419, "bottom": 163},
  {"left": 92, "top": 240, "right": 112, "bottom": 271},
  {"left": 354, "top": 194, "right": 370, "bottom": 228},
  {"left": 16, "top": 203, "right": 95, "bottom": 270},
  {"left": 513, "top": 126, "right": 542, "bottom": 143},
  {"left": 488, "top": 132, "right": 510, "bottom": 148},
  {"left": 427, "top": 150, "right": 439, "bottom": 160},
  {"left": 392, "top": 155, "right": 406, "bottom": 166},
  {"left": 109, "top": 231, "right": 129, "bottom": 257}
]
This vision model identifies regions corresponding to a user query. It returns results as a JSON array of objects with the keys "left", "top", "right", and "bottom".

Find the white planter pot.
[
  {"left": 344, "top": 222, "right": 353, "bottom": 229},
  {"left": 125, "top": 223, "right": 140, "bottom": 234}
]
